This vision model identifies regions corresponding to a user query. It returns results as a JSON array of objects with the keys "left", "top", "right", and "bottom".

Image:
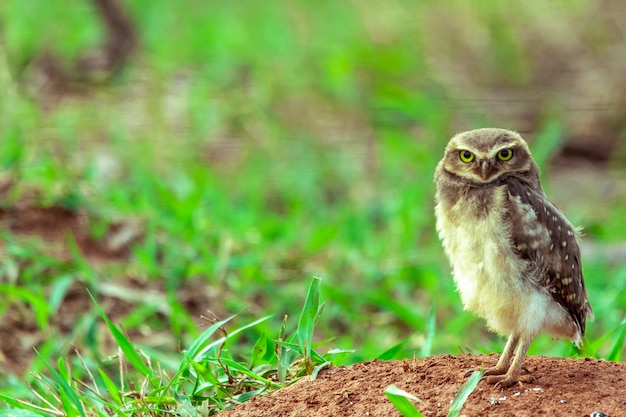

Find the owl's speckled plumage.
[{"left": 434, "top": 128, "right": 593, "bottom": 388}]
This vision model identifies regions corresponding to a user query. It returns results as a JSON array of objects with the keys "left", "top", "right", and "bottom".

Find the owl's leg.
[
  {"left": 465, "top": 334, "right": 518, "bottom": 378},
  {"left": 485, "top": 337, "right": 535, "bottom": 388},
  {"left": 482, "top": 334, "right": 519, "bottom": 377}
]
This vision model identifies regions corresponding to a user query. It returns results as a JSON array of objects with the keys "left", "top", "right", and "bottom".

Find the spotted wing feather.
[{"left": 505, "top": 178, "right": 592, "bottom": 336}]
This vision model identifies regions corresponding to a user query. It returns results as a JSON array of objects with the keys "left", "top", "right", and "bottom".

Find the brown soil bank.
[{"left": 220, "top": 354, "right": 626, "bottom": 417}]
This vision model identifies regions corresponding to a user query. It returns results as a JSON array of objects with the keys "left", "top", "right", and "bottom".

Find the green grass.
[
  {"left": 384, "top": 370, "right": 483, "bottom": 417},
  {"left": 1, "top": 0, "right": 626, "bottom": 415},
  {"left": 385, "top": 384, "right": 425, "bottom": 417},
  {"left": 0, "top": 277, "right": 334, "bottom": 416}
]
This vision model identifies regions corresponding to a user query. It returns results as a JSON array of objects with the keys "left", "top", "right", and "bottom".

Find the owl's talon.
[
  {"left": 465, "top": 362, "right": 510, "bottom": 378},
  {"left": 484, "top": 374, "right": 516, "bottom": 388},
  {"left": 494, "top": 377, "right": 517, "bottom": 389},
  {"left": 486, "top": 374, "right": 536, "bottom": 389},
  {"left": 482, "top": 366, "right": 508, "bottom": 377}
]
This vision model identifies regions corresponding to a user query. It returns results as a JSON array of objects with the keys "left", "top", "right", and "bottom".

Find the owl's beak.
[{"left": 480, "top": 160, "right": 492, "bottom": 180}]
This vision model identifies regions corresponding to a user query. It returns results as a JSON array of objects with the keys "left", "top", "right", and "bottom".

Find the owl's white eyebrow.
[{"left": 486, "top": 143, "right": 516, "bottom": 158}]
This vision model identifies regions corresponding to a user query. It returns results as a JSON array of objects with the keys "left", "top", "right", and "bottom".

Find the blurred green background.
[{"left": 1, "top": 0, "right": 626, "bottom": 407}]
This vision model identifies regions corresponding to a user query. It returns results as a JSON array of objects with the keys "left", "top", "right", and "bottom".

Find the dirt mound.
[{"left": 221, "top": 354, "right": 626, "bottom": 417}]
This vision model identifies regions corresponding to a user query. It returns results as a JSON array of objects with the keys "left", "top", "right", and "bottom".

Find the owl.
[{"left": 434, "top": 128, "right": 593, "bottom": 388}]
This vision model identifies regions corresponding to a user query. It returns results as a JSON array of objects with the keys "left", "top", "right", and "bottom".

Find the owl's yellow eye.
[
  {"left": 459, "top": 150, "right": 474, "bottom": 163},
  {"left": 497, "top": 149, "right": 513, "bottom": 161}
]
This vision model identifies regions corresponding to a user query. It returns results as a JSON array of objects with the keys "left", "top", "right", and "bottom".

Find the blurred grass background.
[{"left": 1, "top": 0, "right": 626, "bottom": 406}]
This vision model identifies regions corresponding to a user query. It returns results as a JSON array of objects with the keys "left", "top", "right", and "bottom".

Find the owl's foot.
[
  {"left": 463, "top": 364, "right": 508, "bottom": 378},
  {"left": 482, "top": 365, "right": 509, "bottom": 377},
  {"left": 463, "top": 368, "right": 480, "bottom": 377},
  {"left": 485, "top": 373, "right": 535, "bottom": 388}
]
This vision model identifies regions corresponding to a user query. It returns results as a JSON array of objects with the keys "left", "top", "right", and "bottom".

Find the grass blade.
[
  {"left": 189, "top": 315, "right": 273, "bottom": 363},
  {"left": 98, "top": 368, "right": 122, "bottom": 406},
  {"left": 377, "top": 337, "right": 410, "bottom": 360},
  {"left": 276, "top": 315, "right": 291, "bottom": 385},
  {"left": 298, "top": 277, "right": 321, "bottom": 374},
  {"left": 250, "top": 332, "right": 268, "bottom": 367},
  {"left": 206, "top": 357, "right": 281, "bottom": 388},
  {"left": 384, "top": 385, "right": 424, "bottom": 417},
  {"left": 421, "top": 302, "right": 436, "bottom": 357},
  {"left": 35, "top": 354, "right": 85, "bottom": 417},
  {"left": 0, "top": 394, "right": 55, "bottom": 417},
  {"left": 184, "top": 315, "right": 236, "bottom": 362},
  {"left": 87, "top": 291, "right": 153, "bottom": 378},
  {"left": 607, "top": 319, "right": 626, "bottom": 361},
  {"left": 447, "top": 370, "right": 483, "bottom": 417},
  {"left": 0, "top": 410, "right": 50, "bottom": 417},
  {"left": 584, "top": 318, "right": 626, "bottom": 359},
  {"left": 56, "top": 358, "right": 84, "bottom": 417},
  {"left": 0, "top": 285, "right": 49, "bottom": 331},
  {"left": 529, "top": 120, "right": 563, "bottom": 172},
  {"left": 310, "top": 361, "right": 331, "bottom": 381}
]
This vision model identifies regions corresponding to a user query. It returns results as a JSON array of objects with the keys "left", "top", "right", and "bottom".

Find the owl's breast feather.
[{"left": 435, "top": 185, "right": 559, "bottom": 337}]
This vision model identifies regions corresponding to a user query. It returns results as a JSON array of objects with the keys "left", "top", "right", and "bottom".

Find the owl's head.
[{"left": 437, "top": 128, "right": 540, "bottom": 186}]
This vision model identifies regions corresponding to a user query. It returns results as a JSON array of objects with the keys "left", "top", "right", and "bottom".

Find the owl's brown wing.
[{"left": 505, "top": 179, "right": 592, "bottom": 336}]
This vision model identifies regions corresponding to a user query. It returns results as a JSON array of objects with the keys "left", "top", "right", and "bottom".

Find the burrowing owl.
[{"left": 434, "top": 128, "right": 593, "bottom": 388}]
